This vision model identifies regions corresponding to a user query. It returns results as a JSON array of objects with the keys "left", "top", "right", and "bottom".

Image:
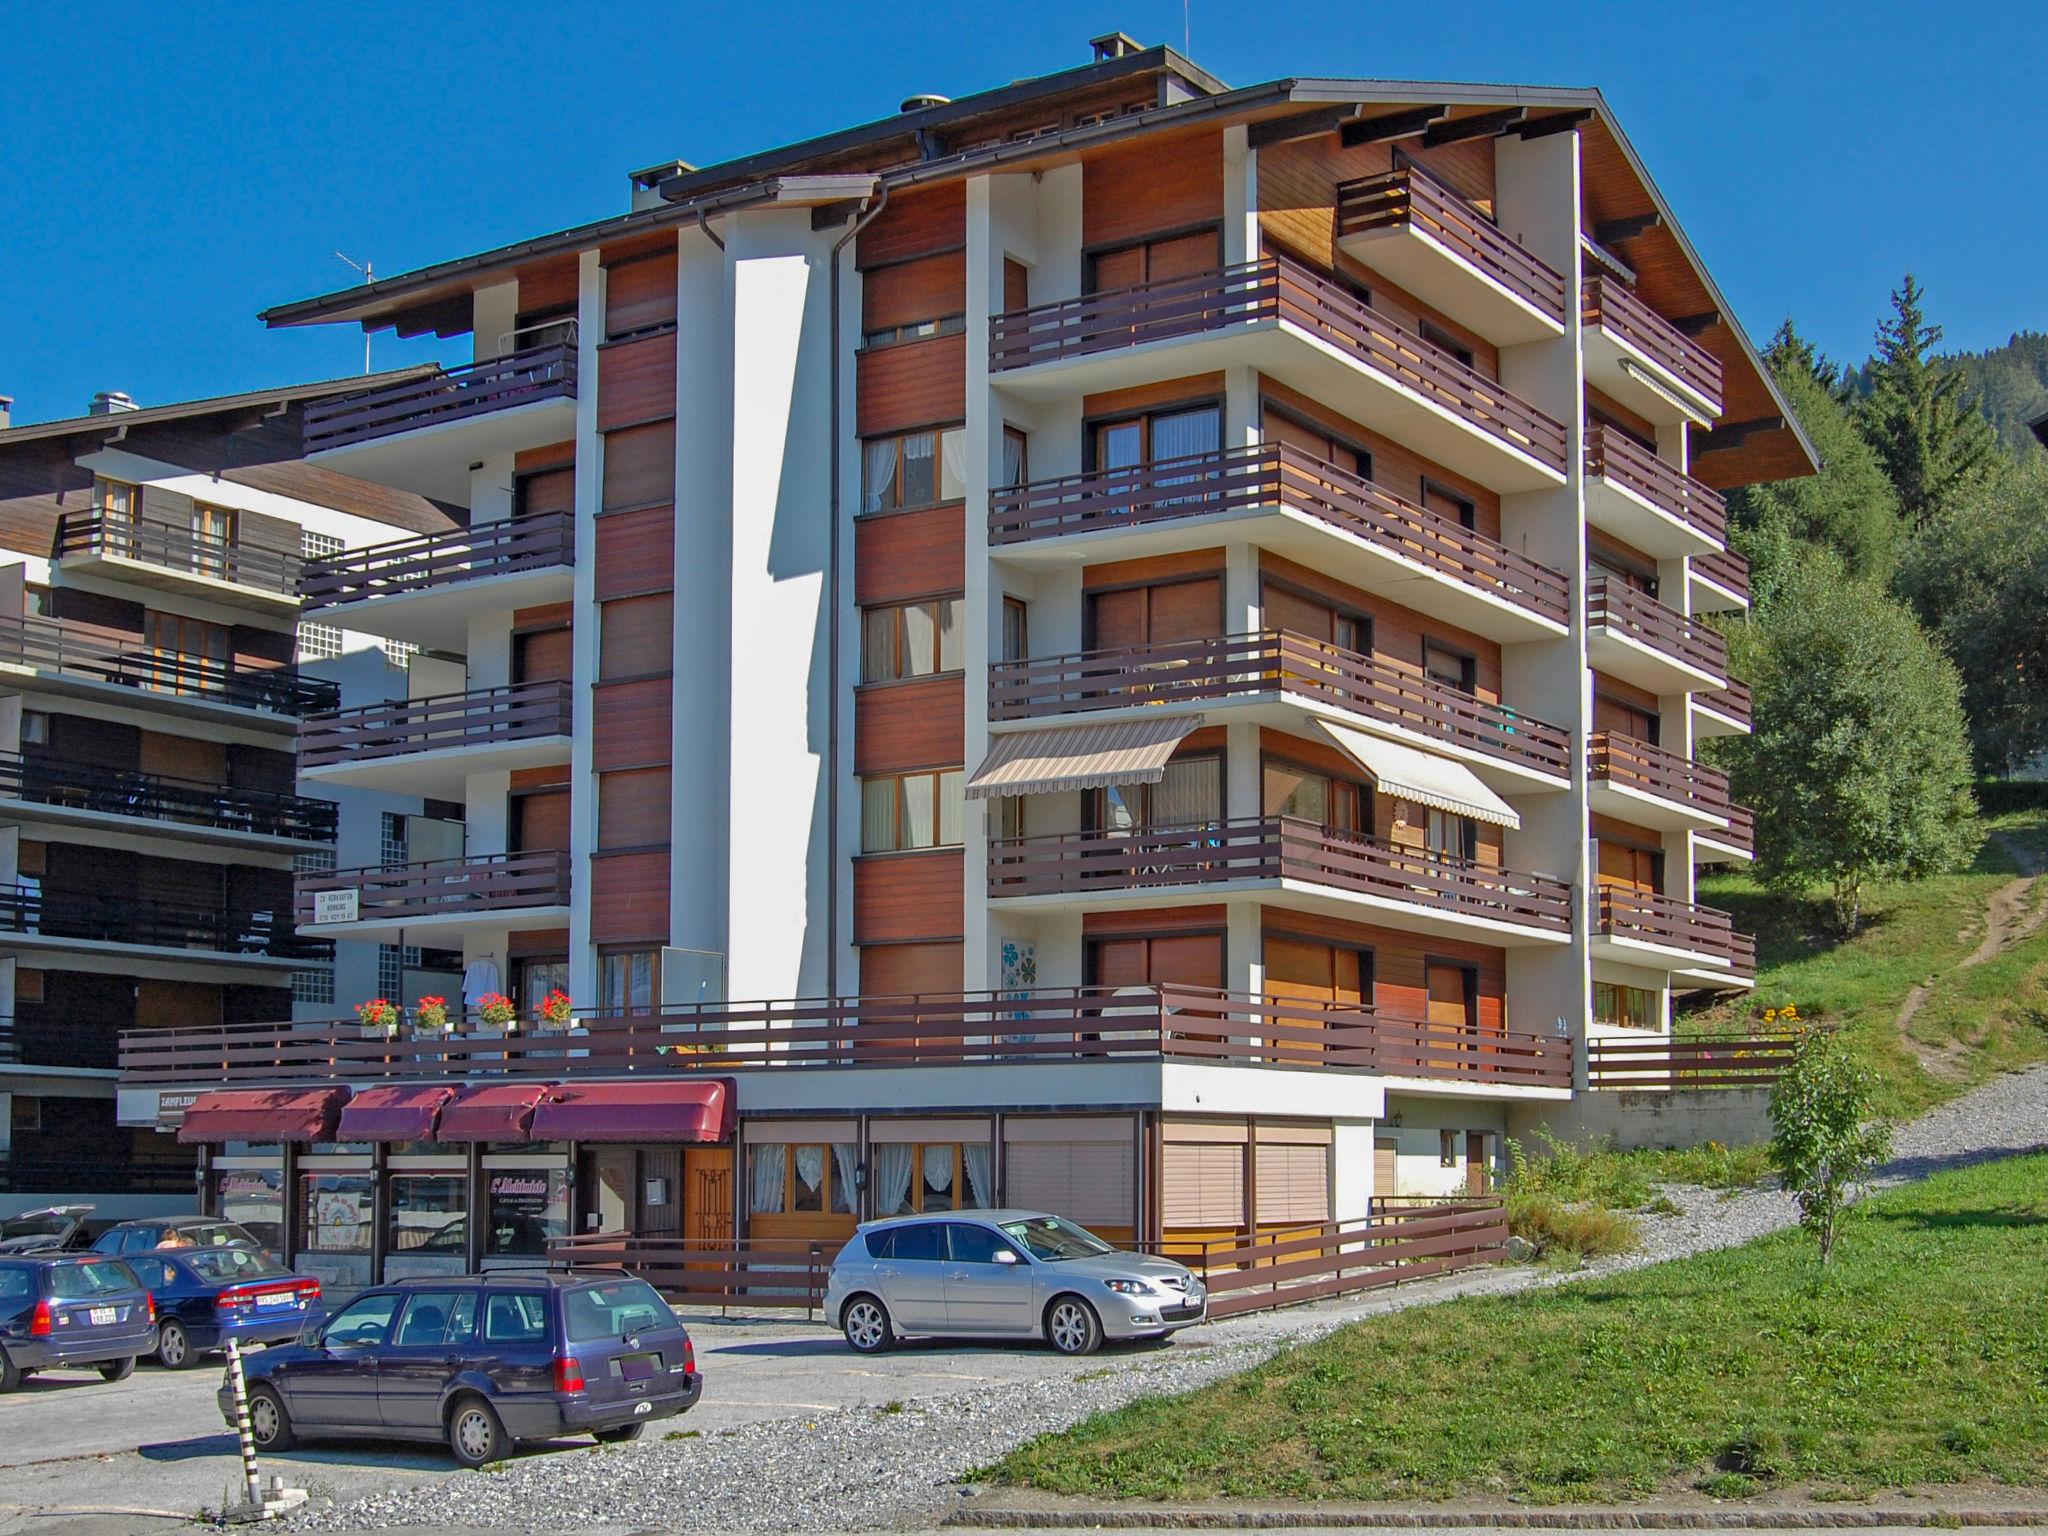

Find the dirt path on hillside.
[{"left": 1896, "top": 831, "right": 2047, "bottom": 1076}]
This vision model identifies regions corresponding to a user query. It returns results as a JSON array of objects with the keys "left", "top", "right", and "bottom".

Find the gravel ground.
[{"left": 290, "top": 1065, "right": 2048, "bottom": 1536}]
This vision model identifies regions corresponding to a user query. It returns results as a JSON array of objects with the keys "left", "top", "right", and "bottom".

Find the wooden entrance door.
[
  {"left": 1465, "top": 1131, "right": 1490, "bottom": 1195},
  {"left": 684, "top": 1147, "right": 734, "bottom": 1245},
  {"left": 1373, "top": 1134, "right": 1399, "bottom": 1209}
]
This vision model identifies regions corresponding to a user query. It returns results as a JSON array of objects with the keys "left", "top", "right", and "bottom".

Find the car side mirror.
[{"left": 993, "top": 1249, "right": 1020, "bottom": 1265}]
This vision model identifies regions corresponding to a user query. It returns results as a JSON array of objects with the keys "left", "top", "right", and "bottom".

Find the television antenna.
[{"left": 335, "top": 252, "right": 375, "bottom": 374}]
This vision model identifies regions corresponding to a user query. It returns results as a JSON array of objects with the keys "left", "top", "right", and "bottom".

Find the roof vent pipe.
[
  {"left": 900, "top": 93, "right": 950, "bottom": 113},
  {"left": 89, "top": 391, "right": 138, "bottom": 415}
]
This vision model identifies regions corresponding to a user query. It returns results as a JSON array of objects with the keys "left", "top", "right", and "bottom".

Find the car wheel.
[
  {"left": 841, "top": 1294, "right": 894, "bottom": 1354},
  {"left": 98, "top": 1357, "right": 136, "bottom": 1383},
  {"left": 593, "top": 1423, "right": 644, "bottom": 1444},
  {"left": 0, "top": 1351, "right": 18, "bottom": 1394},
  {"left": 447, "top": 1394, "right": 509, "bottom": 1469},
  {"left": 156, "top": 1320, "right": 196, "bottom": 1370},
  {"left": 247, "top": 1384, "right": 295, "bottom": 1452},
  {"left": 1045, "top": 1296, "right": 1104, "bottom": 1356}
]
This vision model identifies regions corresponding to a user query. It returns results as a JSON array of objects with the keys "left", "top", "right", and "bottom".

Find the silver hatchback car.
[{"left": 825, "top": 1209, "right": 1206, "bottom": 1355}]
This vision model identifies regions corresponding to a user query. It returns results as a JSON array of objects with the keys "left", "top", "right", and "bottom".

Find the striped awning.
[
  {"left": 966, "top": 716, "right": 1204, "bottom": 800},
  {"left": 1316, "top": 721, "right": 1521, "bottom": 829}
]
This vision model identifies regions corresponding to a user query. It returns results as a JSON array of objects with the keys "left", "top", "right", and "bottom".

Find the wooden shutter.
[
  {"left": 863, "top": 254, "right": 965, "bottom": 331},
  {"left": 1146, "top": 933, "right": 1224, "bottom": 988},
  {"left": 1265, "top": 938, "right": 1362, "bottom": 1006},
  {"left": 601, "top": 421, "right": 677, "bottom": 511},
  {"left": 1597, "top": 838, "right": 1660, "bottom": 893},
  {"left": 139, "top": 731, "right": 225, "bottom": 783},
  {"left": 1426, "top": 964, "right": 1472, "bottom": 1027},
  {"left": 606, "top": 253, "right": 678, "bottom": 338},
  {"left": 513, "top": 789, "right": 572, "bottom": 854},
  {"left": 1088, "top": 244, "right": 1145, "bottom": 294},
  {"left": 517, "top": 464, "right": 576, "bottom": 519},
  {"left": 1003, "top": 258, "right": 1030, "bottom": 314},
  {"left": 1085, "top": 587, "right": 1147, "bottom": 651},
  {"left": 1162, "top": 1142, "right": 1245, "bottom": 1230},
  {"left": 598, "top": 767, "right": 670, "bottom": 851},
  {"left": 1144, "top": 577, "right": 1222, "bottom": 644},
  {"left": 859, "top": 941, "right": 964, "bottom": 997},
  {"left": 1146, "top": 230, "right": 1222, "bottom": 282},
  {"left": 1255, "top": 1143, "right": 1329, "bottom": 1225},
  {"left": 1263, "top": 583, "right": 1337, "bottom": 642},
  {"left": 1374, "top": 1135, "right": 1399, "bottom": 1201},
  {"left": 1004, "top": 1138, "right": 1134, "bottom": 1229},
  {"left": 1266, "top": 411, "right": 1333, "bottom": 461},
  {"left": 515, "top": 626, "right": 573, "bottom": 684},
  {"left": 600, "top": 594, "right": 673, "bottom": 681}
]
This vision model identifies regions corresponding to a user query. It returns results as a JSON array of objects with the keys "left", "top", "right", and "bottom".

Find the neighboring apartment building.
[
  {"left": 0, "top": 379, "right": 458, "bottom": 1214},
  {"left": 116, "top": 36, "right": 1813, "bottom": 1284}
]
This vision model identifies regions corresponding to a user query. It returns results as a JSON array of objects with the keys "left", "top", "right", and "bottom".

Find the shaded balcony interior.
[
  {"left": 0, "top": 612, "right": 336, "bottom": 723},
  {"left": 0, "top": 748, "right": 334, "bottom": 847},
  {"left": 54, "top": 512, "right": 302, "bottom": 613},
  {"left": 298, "top": 679, "right": 573, "bottom": 798}
]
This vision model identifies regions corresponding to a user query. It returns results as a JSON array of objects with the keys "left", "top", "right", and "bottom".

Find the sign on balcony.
[{"left": 311, "top": 888, "right": 360, "bottom": 925}]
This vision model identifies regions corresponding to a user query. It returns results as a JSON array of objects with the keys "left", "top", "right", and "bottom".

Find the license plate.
[
  {"left": 255, "top": 1292, "right": 294, "bottom": 1308},
  {"left": 89, "top": 1307, "right": 117, "bottom": 1326},
  {"left": 615, "top": 1352, "right": 659, "bottom": 1383}
]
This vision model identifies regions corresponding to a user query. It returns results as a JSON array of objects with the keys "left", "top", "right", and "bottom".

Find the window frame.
[
  {"left": 859, "top": 767, "right": 965, "bottom": 853},
  {"left": 1082, "top": 398, "right": 1224, "bottom": 474},
  {"left": 1260, "top": 753, "right": 1371, "bottom": 833},
  {"left": 1259, "top": 399, "right": 1373, "bottom": 482},
  {"left": 597, "top": 946, "right": 660, "bottom": 1014},
  {"left": 859, "top": 596, "right": 964, "bottom": 685},
  {"left": 860, "top": 425, "right": 967, "bottom": 517},
  {"left": 1421, "top": 638, "right": 1478, "bottom": 697},
  {"left": 1089, "top": 750, "right": 1224, "bottom": 835}
]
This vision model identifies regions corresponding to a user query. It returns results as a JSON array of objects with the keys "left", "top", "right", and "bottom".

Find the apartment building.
[
  {"left": 0, "top": 379, "right": 458, "bottom": 1213},
  {"left": 116, "top": 36, "right": 1811, "bottom": 1285}
]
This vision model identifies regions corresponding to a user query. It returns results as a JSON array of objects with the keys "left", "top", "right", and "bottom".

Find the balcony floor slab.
[
  {"left": 1587, "top": 779, "right": 1729, "bottom": 834},
  {"left": 1337, "top": 226, "right": 1565, "bottom": 347},
  {"left": 0, "top": 796, "right": 315, "bottom": 863},
  {"left": 56, "top": 552, "right": 301, "bottom": 619},
  {"left": 308, "top": 396, "right": 579, "bottom": 505},
  {"left": 1591, "top": 932, "right": 1746, "bottom": 982},
  {"left": 306, "top": 565, "right": 574, "bottom": 652},
  {"left": 1586, "top": 628, "right": 1723, "bottom": 697},
  {"left": 302, "top": 902, "right": 571, "bottom": 945},
  {"left": 1583, "top": 476, "right": 1721, "bottom": 562},
  {"left": 0, "top": 932, "right": 306, "bottom": 986},
  {"left": 1583, "top": 327, "right": 1720, "bottom": 427},
  {"left": 300, "top": 735, "right": 573, "bottom": 801}
]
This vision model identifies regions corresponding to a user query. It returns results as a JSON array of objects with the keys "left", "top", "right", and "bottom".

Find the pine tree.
[
  {"left": 1857, "top": 275, "right": 1998, "bottom": 530},
  {"left": 1766, "top": 318, "right": 1849, "bottom": 403}
]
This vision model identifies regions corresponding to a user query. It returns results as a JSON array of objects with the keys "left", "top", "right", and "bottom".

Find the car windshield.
[
  {"left": 998, "top": 1215, "right": 1116, "bottom": 1262},
  {"left": 563, "top": 1280, "right": 673, "bottom": 1342},
  {"left": 49, "top": 1260, "right": 135, "bottom": 1298},
  {"left": 183, "top": 1249, "right": 290, "bottom": 1283}
]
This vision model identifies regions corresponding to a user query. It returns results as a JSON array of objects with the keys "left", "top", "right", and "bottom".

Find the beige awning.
[
  {"left": 1316, "top": 721, "right": 1521, "bottom": 829},
  {"left": 966, "top": 716, "right": 1204, "bottom": 800}
]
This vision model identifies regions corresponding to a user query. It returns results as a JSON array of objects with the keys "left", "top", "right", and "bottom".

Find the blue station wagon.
[{"left": 0, "top": 1255, "right": 157, "bottom": 1390}]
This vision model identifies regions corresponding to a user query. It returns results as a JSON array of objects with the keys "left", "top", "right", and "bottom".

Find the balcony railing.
[
  {"left": 1587, "top": 732, "right": 1732, "bottom": 820},
  {"left": 0, "top": 750, "right": 335, "bottom": 842},
  {"left": 1698, "top": 802, "right": 1755, "bottom": 859},
  {"left": 1581, "top": 278, "right": 1724, "bottom": 412},
  {"left": 116, "top": 985, "right": 1572, "bottom": 1092},
  {"left": 1596, "top": 887, "right": 1755, "bottom": 977},
  {"left": 1335, "top": 166, "right": 1567, "bottom": 324},
  {"left": 296, "top": 849, "right": 571, "bottom": 927},
  {"left": 1586, "top": 1031, "right": 1797, "bottom": 1090},
  {"left": 1583, "top": 425, "right": 1727, "bottom": 545},
  {"left": 1586, "top": 577, "right": 1727, "bottom": 682},
  {"left": 989, "top": 254, "right": 1568, "bottom": 473},
  {"left": 990, "top": 816, "right": 1572, "bottom": 932},
  {"left": 0, "top": 615, "right": 338, "bottom": 717},
  {"left": 302, "top": 342, "right": 578, "bottom": 454},
  {"left": 299, "top": 680, "right": 573, "bottom": 772},
  {"left": 990, "top": 442, "right": 1570, "bottom": 625},
  {"left": 0, "top": 887, "right": 326, "bottom": 960},
  {"left": 299, "top": 511, "right": 576, "bottom": 613},
  {"left": 1696, "top": 679, "right": 1753, "bottom": 729},
  {"left": 55, "top": 514, "right": 302, "bottom": 596},
  {"left": 1693, "top": 545, "right": 1751, "bottom": 604},
  {"left": 990, "top": 630, "right": 1571, "bottom": 779}
]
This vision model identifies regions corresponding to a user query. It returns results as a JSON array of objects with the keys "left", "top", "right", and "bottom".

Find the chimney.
[
  {"left": 1090, "top": 31, "right": 1143, "bottom": 61},
  {"left": 89, "top": 390, "right": 137, "bottom": 416},
  {"left": 0, "top": 397, "right": 11, "bottom": 431}
]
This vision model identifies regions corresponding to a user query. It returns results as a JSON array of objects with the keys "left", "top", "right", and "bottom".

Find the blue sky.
[{"left": 4, "top": 0, "right": 2042, "bottom": 425}]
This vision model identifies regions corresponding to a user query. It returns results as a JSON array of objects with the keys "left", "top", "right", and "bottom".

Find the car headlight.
[{"left": 1101, "top": 1278, "right": 1153, "bottom": 1295}]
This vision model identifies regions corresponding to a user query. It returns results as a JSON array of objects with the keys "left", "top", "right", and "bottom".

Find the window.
[
  {"left": 1001, "top": 598, "right": 1029, "bottom": 663},
  {"left": 19, "top": 711, "right": 47, "bottom": 747},
  {"left": 872, "top": 1142, "right": 993, "bottom": 1216},
  {"left": 1422, "top": 641, "right": 1477, "bottom": 696},
  {"left": 861, "top": 427, "right": 966, "bottom": 515},
  {"left": 1095, "top": 755, "right": 1220, "bottom": 834},
  {"left": 482, "top": 1292, "right": 549, "bottom": 1344},
  {"left": 380, "top": 638, "right": 419, "bottom": 673},
  {"left": 292, "top": 965, "right": 335, "bottom": 1006},
  {"left": 1084, "top": 229, "right": 1221, "bottom": 294},
  {"left": 295, "top": 621, "right": 343, "bottom": 661},
  {"left": 144, "top": 612, "right": 228, "bottom": 695},
  {"left": 298, "top": 1173, "right": 372, "bottom": 1258},
  {"left": 487, "top": 1169, "right": 569, "bottom": 1257},
  {"left": 377, "top": 944, "right": 403, "bottom": 1001},
  {"left": 1594, "top": 981, "right": 1659, "bottom": 1031},
  {"left": 1262, "top": 760, "right": 1368, "bottom": 832},
  {"left": 93, "top": 475, "right": 140, "bottom": 522},
  {"left": 394, "top": 1290, "right": 478, "bottom": 1346},
  {"left": 1440, "top": 1129, "right": 1459, "bottom": 1169},
  {"left": 1262, "top": 403, "right": 1371, "bottom": 481},
  {"left": 947, "top": 1222, "right": 1023, "bottom": 1265},
  {"left": 563, "top": 1280, "right": 672, "bottom": 1342},
  {"left": 860, "top": 598, "right": 962, "bottom": 683},
  {"left": 1420, "top": 320, "right": 1475, "bottom": 369},
  {"left": 863, "top": 312, "right": 965, "bottom": 349},
  {"left": 1427, "top": 811, "right": 1478, "bottom": 863},
  {"left": 992, "top": 795, "right": 1024, "bottom": 843},
  {"left": 861, "top": 768, "right": 964, "bottom": 852},
  {"left": 1421, "top": 479, "right": 1477, "bottom": 530},
  {"left": 389, "top": 1175, "right": 466, "bottom": 1263},
  {"left": 1091, "top": 403, "right": 1220, "bottom": 472},
  {"left": 379, "top": 812, "right": 408, "bottom": 868},
  {"left": 599, "top": 947, "right": 658, "bottom": 1012},
  {"left": 515, "top": 956, "right": 571, "bottom": 1019},
  {"left": 300, "top": 530, "right": 343, "bottom": 560},
  {"left": 1001, "top": 427, "right": 1028, "bottom": 490},
  {"left": 293, "top": 847, "right": 337, "bottom": 876},
  {"left": 747, "top": 1143, "right": 857, "bottom": 1217}
]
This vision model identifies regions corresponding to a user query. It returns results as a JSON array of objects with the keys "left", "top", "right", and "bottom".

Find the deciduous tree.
[{"left": 1768, "top": 1029, "right": 1892, "bottom": 1266}]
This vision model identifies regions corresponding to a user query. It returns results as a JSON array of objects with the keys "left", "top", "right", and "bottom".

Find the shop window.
[
  {"left": 297, "top": 1172, "right": 373, "bottom": 1287},
  {"left": 747, "top": 1142, "right": 857, "bottom": 1217},
  {"left": 872, "top": 1142, "right": 993, "bottom": 1216},
  {"left": 387, "top": 1174, "right": 467, "bottom": 1272},
  {"left": 487, "top": 1168, "right": 570, "bottom": 1259},
  {"left": 214, "top": 1167, "right": 284, "bottom": 1253}
]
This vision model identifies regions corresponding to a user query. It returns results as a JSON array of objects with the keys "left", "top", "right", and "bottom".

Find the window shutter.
[
  {"left": 1004, "top": 1140, "right": 1133, "bottom": 1228},
  {"left": 1161, "top": 1142, "right": 1244, "bottom": 1229},
  {"left": 1254, "top": 1143, "right": 1329, "bottom": 1225}
]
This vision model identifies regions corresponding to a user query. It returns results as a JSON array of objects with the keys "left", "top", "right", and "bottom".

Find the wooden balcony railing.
[
  {"left": 299, "top": 511, "right": 575, "bottom": 613},
  {"left": 1586, "top": 577, "right": 1727, "bottom": 682},
  {"left": 115, "top": 985, "right": 1570, "bottom": 1093},
  {"left": 990, "top": 816, "right": 1572, "bottom": 932},
  {"left": 1587, "top": 732, "right": 1732, "bottom": 820},
  {"left": 0, "top": 750, "right": 335, "bottom": 842},
  {"left": 1335, "top": 166, "right": 1567, "bottom": 323},
  {"left": 1596, "top": 887, "right": 1755, "bottom": 976},
  {"left": 0, "top": 886, "right": 327, "bottom": 961},
  {"left": 1696, "top": 679, "right": 1753, "bottom": 729},
  {"left": 1693, "top": 545, "right": 1751, "bottom": 603},
  {"left": 302, "top": 343, "right": 578, "bottom": 454},
  {"left": 0, "top": 614, "right": 338, "bottom": 717},
  {"left": 1581, "top": 278, "right": 1724, "bottom": 413},
  {"left": 989, "top": 254, "right": 1568, "bottom": 473},
  {"left": 295, "top": 849, "right": 570, "bottom": 927},
  {"left": 299, "top": 680, "right": 573, "bottom": 772},
  {"left": 55, "top": 514, "right": 302, "bottom": 596},
  {"left": 1586, "top": 1031, "right": 1798, "bottom": 1090},
  {"left": 1698, "top": 802, "right": 1756, "bottom": 859},
  {"left": 990, "top": 630, "right": 1571, "bottom": 778},
  {"left": 1584, "top": 425, "right": 1727, "bottom": 544},
  {"left": 990, "top": 442, "right": 1571, "bottom": 625}
]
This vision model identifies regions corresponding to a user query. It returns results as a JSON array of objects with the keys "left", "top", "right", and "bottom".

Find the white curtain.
[
  {"left": 922, "top": 1144, "right": 956, "bottom": 1208},
  {"left": 964, "top": 1144, "right": 994, "bottom": 1209},
  {"left": 831, "top": 1143, "right": 861, "bottom": 1216},
  {"left": 939, "top": 428, "right": 969, "bottom": 502},
  {"left": 862, "top": 439, "right": 899, "bottom": 515},
  {"left": 873, "top": 1144, "right": 915, "bottom": 1216},
  {"left": 1001, "top": 431, "right": 1027, "bottom": 490},
  {"left": 749, "top": 1144, "right": 787, "bottom": 1216},
  {"left": 793, "top": 1146, "right": 825, "bottom": 1208}
]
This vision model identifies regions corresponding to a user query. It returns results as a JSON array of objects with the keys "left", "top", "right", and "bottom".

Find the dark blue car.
[
  {"left": 122, "top": 1248, "right": 322, "bottom": 1370},
  {"left": 0, "top": 1255, "right": 157, "bottom": 1391},
  {"left": 223, "top": 1270, "right": 700, "bottom": 1467}
]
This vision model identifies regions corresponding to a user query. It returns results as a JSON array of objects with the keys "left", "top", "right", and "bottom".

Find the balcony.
[
  {"left": 117, "top": 985, "right": 1573, "bottom": 1102},
  {"left": 1585, "top": 577, "right": 1726, "bottom": 695},
  {"left": 1690, "top": 545, "right": 1751, "bottom": 613},
  {"left": 299, "top": 681, "right": 573, "bottom": 799},
  {"left": 301, "top": 343, "right": 579, "bottom": 504},
  {"left": 298, "top": 512, "right": 576, "bottom": 650},
  {"left": 989, "top": 255, "right": 1568, "bottom": 494},
  {"left": 1594, "top": 887, "right": 1755, "bottom": 986},
  {"left": 1581, "top": 277, "right": 1723, "bottom": 423},
  {"left": 1692, "top": 678, "right": 1753, "bottom": 739},
  {"left": 54, "top": 514, "right": 302, "bottom": 615},
  {"left": 1582, "top": 426, "right": 1726, "bottom": 559},
  {"left": 1587, "top": 732, "right": 1733, "bottom": 831},
  {"left": 990, "top": 631, "right": 1570, "bottom": 789},
  {"left": 0, "top": 750, "right": 335, "bottom": 852},
  {"left": 296, "top": 849, "right": 571, "bottom": 942},
  {"left": 991, "top": 443, "right": 1569, "bottom": 643},
  {"left": 989, "top": 816, "right": 1571, "bottom": 945},
  {"left": 1696, "top": 802, "right": 1756, "bottom": 863},
  {"left": 0, "top": 886, "right": 325, "bottom": 977},
  {"left": 1335, "top": 166, "right": 1566, "bottom": 344},
  {"left": 0, "top": 615, "right": 337, "bottom": 728}
]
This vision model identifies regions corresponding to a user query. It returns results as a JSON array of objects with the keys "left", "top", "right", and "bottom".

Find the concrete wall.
[{"left": 1506, "top": 1086, "right": 1775, "bottom": 1153}]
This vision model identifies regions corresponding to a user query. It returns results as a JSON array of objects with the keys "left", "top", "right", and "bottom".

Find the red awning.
[
  {"left": 337, "top": 1084, "right": 458, "bottom": 1143},
  {"left": 177, "top": 1088, "right": 350, "bottom": 1145},
  {"left": 437, "top": 1082, "right": 557, "bottom": 1144},
  {"left": 530, "top": 1079, "right": 734, "bottom": 1144}
]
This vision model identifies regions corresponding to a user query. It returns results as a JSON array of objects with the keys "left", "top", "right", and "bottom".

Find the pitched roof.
[{"left": 0, "top": 365, "right": 440, "bottom": 448}]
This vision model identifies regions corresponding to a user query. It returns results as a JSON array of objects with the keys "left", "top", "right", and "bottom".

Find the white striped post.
[{"left": 223, "top": 1335, "right": 264, "bottom": 1512}]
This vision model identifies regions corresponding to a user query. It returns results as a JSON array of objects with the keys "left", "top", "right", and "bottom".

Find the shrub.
[
  {"left": 1769, "top": 1028, "right": 1893, "bottom": 1264},
  {"left": 1505, "top": 1190, "right": 1640, "bottom": 1262}
]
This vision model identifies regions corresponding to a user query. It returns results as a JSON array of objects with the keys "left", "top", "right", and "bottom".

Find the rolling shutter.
[
  {"left": 1004, "top": 1139, "right": 1134, "bottom": 1228},
  {"left": 1161, "top": 1142, "right": 1245, "bottom": 1229},
  {"left": 1255, "top": 1143, "right": 1330, "bottom": 1225}
]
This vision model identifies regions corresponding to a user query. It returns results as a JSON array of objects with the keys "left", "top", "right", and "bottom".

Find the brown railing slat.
[
  {"left": 1587, "top": 576, "right": 1727, "bottom": 682},
  {"left": 302, "top": 343, "right": 577, "bottom": 455},
  {"left": 1335, "top": 167, "right": 1567, "bottom": 322},
  {"left": 299, "top": 680, "right": 573, "bottom": 771},
  {"left": 55, "top": 514, "right": 302, "bottom": 595},
  {"left": 299, "top": 510, "right": 576, "bottom": 612}
]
